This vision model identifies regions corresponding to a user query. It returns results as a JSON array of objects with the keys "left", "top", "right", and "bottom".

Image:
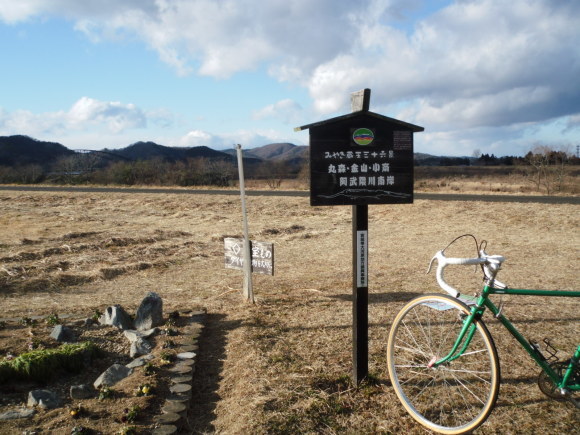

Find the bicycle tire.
[{"left": 387, "top": 294, "right": 500, "bottom": 434}]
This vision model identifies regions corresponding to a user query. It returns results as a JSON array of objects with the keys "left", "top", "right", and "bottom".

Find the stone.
[
  {"left": 165, "top": 394, "right": 190, "bottom": 403},
  {"left": 169, "top": 383, "right": 191, "bottom": 394},
  {"left": 70, "top": 384, "right": 96, "bottom": 400},
  {"left": 171, "top": 375, "right": 192, "bottom": 384},
  {"left": 168, "top": 364, "right": 193, "bottom": 375},
  {"left": 0, "top": 408, "right": 36, "bottom": 420},
  {"left": 130, "top": 337, "right": 153, "bottom": 358},
  {"left": 49, "top": 325, "right": 76, "bottom": 343},
  {"left": 156, "top": 412, "right": 181, "bottom": 425},
  {"left": 176, "top": 351, "right": 196, "bottom": 360},
  {"left": 123, "top": 328, "right": 158, "bottom": 343},
  {"left": 99, "top": 305, "right": 133, "bottom": 330},
  {"left": 162, "top": 401, "right": 187, "bottom": 414},
  {"left": 93, "top": 364, "right": 133, "bottom": 389},
  {"left": 126, "top": 354, "right": 155, "bottom": 368},
  {"left": 152, "top": 425, "right": 178, "bottom": 435},
  {"left": 176, "top": 358, "right": 195, "bottom": 367},
  {"left": 27, "top": 390, "right": 61, "bottom": 409},
  {"left": 134, "top": 292, "right": 163, "bottom": 331}
]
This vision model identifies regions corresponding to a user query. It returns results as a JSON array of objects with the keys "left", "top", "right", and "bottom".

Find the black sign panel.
[{"left": 309, "top": 113, "right": 414, "bottom": 206}]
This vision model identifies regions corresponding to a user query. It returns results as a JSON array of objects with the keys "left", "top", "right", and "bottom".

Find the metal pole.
[{"left": 236, "top": 144, "right": 254, "bottom": 303}]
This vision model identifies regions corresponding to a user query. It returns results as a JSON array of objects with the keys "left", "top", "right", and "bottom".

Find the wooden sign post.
[
  {"left": 235, "top": 144, "right": 254, "bottom": 304},
  {"left": 296, "top": 89, "right": 424, "bottom": 385},
  {"left": 351, "top": 89, "right": 369, "bottom": 385}
]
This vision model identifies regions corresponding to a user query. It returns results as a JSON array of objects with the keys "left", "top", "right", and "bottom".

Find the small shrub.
[
  {"left": 135, "top": 383, "right": 152, "bottom": 396},
  {"left": 122, "top": 405, "right": 141, "bottom": 423},
  {"left": 45, "top": 313, "right": 61, "bottom": 326},
  {"left": 0, "top": 321, "right": 6, "bottom": 330},
  {"left": 162, "top": 339, "right": 176, "bottom": 349},
  {"left": 69, "top": 404, "right": 84, "bottom": 419},
  {"left": 20, "top": 317, "right": 36, "bottom": 326},
  {"left": 143, "top": 362, "right": 157, "bottom": 376},
  {"left": 159, "top": 350, "right": 175, "bottom": 364},
  {"left": 91, "top": 309, "right": 102, "bottom": 322},
  {"left": 98, "top": 386, "right": 114, "bottom": 400},
  {"left": 165, "top": 318, "right": 177, "bottom": 327},
  {"left": 164, "top": 327, "right": 178, "bottom": 336},
  {"left": 27, "top": 339, "right": 43, "bottom": 351}
]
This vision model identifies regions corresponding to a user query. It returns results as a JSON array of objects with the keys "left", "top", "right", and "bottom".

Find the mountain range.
[
  {"left": 0, "top": 135, "right": 309, "bottom": 168},
  {"left": 0, "top": 135, "right": 465, "bottom": 169}
]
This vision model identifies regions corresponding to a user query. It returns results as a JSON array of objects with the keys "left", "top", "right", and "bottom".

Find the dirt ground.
[{"left": 0, "top": 188, "right": 578, "bottom": 434}]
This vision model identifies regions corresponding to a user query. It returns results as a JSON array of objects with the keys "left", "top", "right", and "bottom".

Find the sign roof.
[{"left": 295, "top": 110, "right": 424, "bottom": 133}]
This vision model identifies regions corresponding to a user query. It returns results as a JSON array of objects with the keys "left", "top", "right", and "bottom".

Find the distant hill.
[
  {"left": 110, "top": 142, "right": 235, "bottom": 162},
  {"left": 182, "top": 145, "right": 238, "bottom": 160},
  {"left": 248, "top": 143, "right": 308, "bottom": 161},
  {"left": 0, "top": 135, "right": 74, "bottom": 167},
  {"left": 110, "top": 141, "right": 183, "bottom": 161},
  {"left": 223, "top": 143, "right": 308, "bottom": 164}
]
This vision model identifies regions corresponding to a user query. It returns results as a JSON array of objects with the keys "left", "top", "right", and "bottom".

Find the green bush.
[{"left": 0, "top": 341, "right": 100, "bottom": 383}]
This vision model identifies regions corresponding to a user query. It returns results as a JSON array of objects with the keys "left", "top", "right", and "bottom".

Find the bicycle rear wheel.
[{"left": 387, "top": 294, "right": 500, "bottom": 434}]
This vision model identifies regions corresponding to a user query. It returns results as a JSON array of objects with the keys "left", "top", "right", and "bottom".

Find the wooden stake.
[{"left": 236, "top": 144, "right": 254, "bottom": 303}]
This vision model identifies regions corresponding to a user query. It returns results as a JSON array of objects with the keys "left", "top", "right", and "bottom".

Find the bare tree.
[
  {"left": 52, "top": 155, "right": 83, "bottom": 184},
  {"left": 524, "top": 145, "right": 571, "bottom": 194}
]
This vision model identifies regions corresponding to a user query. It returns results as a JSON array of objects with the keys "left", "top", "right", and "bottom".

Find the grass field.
[{"left": 0, "top": 187, "right": 578, "bottom": 434}]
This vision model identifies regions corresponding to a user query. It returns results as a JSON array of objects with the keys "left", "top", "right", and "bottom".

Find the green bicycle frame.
[{"left": 435, "top": 286, "right": 580, "bottom": 392}]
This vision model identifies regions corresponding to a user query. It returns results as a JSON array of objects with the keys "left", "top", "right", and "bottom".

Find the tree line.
[
  {"left": 0, "top": 146, "right": 576, "bottom": 194},
  {"left": 0, "top": 154, "right": 303, "bottom": 187}
]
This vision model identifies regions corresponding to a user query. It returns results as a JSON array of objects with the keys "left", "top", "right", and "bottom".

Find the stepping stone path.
[{"left": 152, "top": 310, "right": 205, "bottom": 434}]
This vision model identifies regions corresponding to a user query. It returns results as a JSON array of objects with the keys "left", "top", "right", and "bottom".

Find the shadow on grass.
[
  {"left": 329, "top": 291, "right": 421, "bottom": 303},
  {"left": 185, "top": 313, "right": 242, "bottom": 433}
]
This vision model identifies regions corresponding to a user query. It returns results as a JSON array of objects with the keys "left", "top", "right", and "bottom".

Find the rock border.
[
  {"left": 151, "top": 309, "right": 204, "bottom": 434},
  {"left": 0, "top": 308, "right": 206, "bottom": 433}
]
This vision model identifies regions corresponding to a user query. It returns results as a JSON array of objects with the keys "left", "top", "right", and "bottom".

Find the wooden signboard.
[
  {"left": 302, "top": 112, "right": 422, "bottom": 206},
  {"left": 224, "top": 238, "right": 274, "bottom": 275}
]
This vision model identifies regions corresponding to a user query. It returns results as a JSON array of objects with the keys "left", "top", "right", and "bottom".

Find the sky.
[{"left": 0, "top": 0, "right": 579, "bottom": 157}]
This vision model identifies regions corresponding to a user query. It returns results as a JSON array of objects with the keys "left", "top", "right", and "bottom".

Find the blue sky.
[{"left": 1, "top": 0, "right": 579, "bottom": 157}]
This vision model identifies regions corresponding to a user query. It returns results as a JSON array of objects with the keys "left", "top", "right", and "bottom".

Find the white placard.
[{"left": 356, "top": 230, "right": 368, "bottom": 287}]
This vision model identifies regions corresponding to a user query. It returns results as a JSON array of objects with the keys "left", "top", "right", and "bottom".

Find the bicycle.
[{"left": 386, "top": 235, "right": 580, "bottom": 434}]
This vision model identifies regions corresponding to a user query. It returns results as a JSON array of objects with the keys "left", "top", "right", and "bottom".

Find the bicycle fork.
[{"left": 431, "top": 306, "right": 484, "bottom": 368}]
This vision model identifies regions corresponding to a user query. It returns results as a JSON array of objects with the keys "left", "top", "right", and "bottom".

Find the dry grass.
[
  {"left": 416, "top": 166, "right": 579, "bottom": 195},
  {"left": 0, "top": 188, "right": 578, "bottom": 434}
]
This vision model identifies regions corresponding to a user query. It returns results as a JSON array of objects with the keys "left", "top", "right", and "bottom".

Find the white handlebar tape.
[{"left": 428, "top": 250, "right": 505, "bottom": 297}]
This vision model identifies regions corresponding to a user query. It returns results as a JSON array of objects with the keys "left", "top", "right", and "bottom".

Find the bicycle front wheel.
[{"left": 387, "top": 294, "right": 500, "bottom": 434}]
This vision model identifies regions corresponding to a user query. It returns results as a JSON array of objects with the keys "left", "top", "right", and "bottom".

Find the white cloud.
[
  {"left": 565, "top": 114, "right": 580, "bottom": 133},
  {"left": 175, "top": 128, "right": 296, "bottom": 150},
  {"left": 177, "top": 130, "right": 213, "bottom": 147},
  {"left": 0, "top": 97, "right": 150, "bottom": 140},
  {"left": 68, "top": 97, "right": 146, "bottom": 132},
  {"left": 252, "top": 99, "right": 303, "bottom": 124},
  {"left": 309, "top": 1, "right": 580, "bottom": 123},
  {"left": 0, "top": 0, "right": 355, "bottom": 79}
]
